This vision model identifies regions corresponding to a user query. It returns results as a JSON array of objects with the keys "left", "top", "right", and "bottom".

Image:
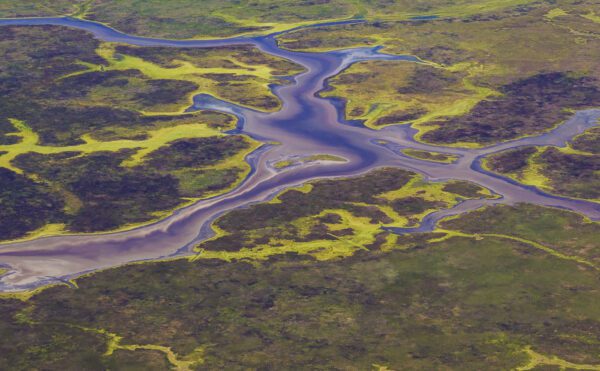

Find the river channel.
[{"left": 0, "top": 17, "right": 599, "bottom": 291}]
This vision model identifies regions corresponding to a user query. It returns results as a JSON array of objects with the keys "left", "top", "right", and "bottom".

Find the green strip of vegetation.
[
  {"left": 401, "top": 149, "right": 458, "bottom": 163},
  {"left": 272, "top": 154, "right": 347, "bottom": 169}
]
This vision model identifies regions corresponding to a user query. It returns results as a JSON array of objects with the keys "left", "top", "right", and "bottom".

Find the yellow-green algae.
[
  {"left": 545, "top": 8, "right": 569, "bottom": 20},
  {"left": 482, "top": 143, "right": 600, "bottom": 203},
  {"left": 481, "top": 146, "right": 552, "bottom": 191},
  {"left": 430, "top": 229, "right": 598, "bottom": 271},
  {"left": 193, "top": 208, "right": 382, "bottom": 262},
  {"left": 21, "top": 316, "right": 207, "bottom": 371},
  {"left": 193, "top": 174, "right": 496, "bottom": 263},
  {"left": 69, "top": 0, "right": 94, "bottom": 18},
  {"left": 516, "top": 346, "right": 600, "bottom": 370},
  {"left": 401, "top": 149, "right": 458, "bottom": 163},
  {"left": 273, "top": 154, "right": 347, "bottom": 169},
  {"left": 88, "top": 327, "right": 205, "bottom": 371},
  {"left": 0, "top": 118, "right": 225, "bottom": 173},
  {"left": 55, "top": 0, "right": 544, "bottom": 40},
  {"left": 582, "top": 12, "right": 600, "bottom": 24},
  {"left": 321, "top": 60, "right": 500, "bottom": 147},
  {"left": 0, "top": 254, "right": 192, "bottom": 302},
  {"left": 0, "top": 283, "right": 69, "bottom": 302},
  {"left": 372, "top": 364, "right": 394, "bottom": 371},
  {"left": 0, "top": 118, "right": 262, "bottom": 242},
  {"left": 64, "top": 43, "right": 296, "bottom": 113},
  {"left": 280, "top": 2, "right": 600, "bottom": 148}
]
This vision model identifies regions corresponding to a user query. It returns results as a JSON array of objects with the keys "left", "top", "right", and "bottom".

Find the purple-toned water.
[{"left": 0, "top": 17, "right": 598, "bottom": 291}]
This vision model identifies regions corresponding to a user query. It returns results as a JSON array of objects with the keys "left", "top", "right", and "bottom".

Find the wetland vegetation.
[
  {"left": 485, "top": 125, "right": 600, "bottom": 201},
  {"left": 288, "top": 1, "right": 600, "bottom": 145},
  {"left": 0, "top": 0, "right": 550, "bottom": 39},
  {"left": 0, "top": 24, "right": 302, "bottom": 240},
  {"left": 197, "top": 168, "right": 495, "bottom": 260},
  {"left": 1, "top": 1, "right": 600, "bottom": 369},
  {"left": 1, "top": 179, "right": 599, "bottom": 369}
]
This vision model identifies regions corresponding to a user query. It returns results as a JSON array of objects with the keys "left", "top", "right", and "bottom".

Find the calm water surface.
[{"left": 0, "top": 17, "right": 598, "bottom": 291}]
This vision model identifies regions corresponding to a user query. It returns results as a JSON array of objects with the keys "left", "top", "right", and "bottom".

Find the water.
[{"left": 0, "top": 17, "right": 598, "bottom": 291}]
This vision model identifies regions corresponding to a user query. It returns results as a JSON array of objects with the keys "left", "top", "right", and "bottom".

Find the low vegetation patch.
[{"left": 1, "top": 202, "right": 599, "bottom": 369}]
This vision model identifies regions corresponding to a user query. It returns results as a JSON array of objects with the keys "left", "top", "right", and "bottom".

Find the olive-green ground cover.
[
  {"left": 1, "top": 2, "right": 600, "bottom": 369},
  {"left": 484, "top": 125, "right": 600, "bottom": 202},
  {"left": 1, "top": 171, "right": 598, "bottom": 370},
  {"left": 283, "top": 1, "right": 600, "bottom": 146},
  {"left": 0, "top": 25, "right": 302, "bottom": 240},
  {"left": 0, "top": 0, "right": 547, "bottom": 39}
]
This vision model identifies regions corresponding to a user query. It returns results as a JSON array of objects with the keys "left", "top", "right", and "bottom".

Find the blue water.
[
  {"left": 409, "top": 15, "right": 440, "bottom": 21},
  {"left": 0, "top": 16, "right": 598, "bottom": 291}
]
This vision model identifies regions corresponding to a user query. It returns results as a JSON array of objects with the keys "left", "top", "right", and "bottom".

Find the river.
[{"left": 0, "top": 17, "right": 598, "bottom": 291}]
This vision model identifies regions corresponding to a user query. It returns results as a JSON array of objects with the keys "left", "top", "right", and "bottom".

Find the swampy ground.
[{"left": 1, "top": 0, "right": 600, "bottom": 370}]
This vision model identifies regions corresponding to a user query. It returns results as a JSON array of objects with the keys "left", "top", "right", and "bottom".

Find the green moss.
[
  {"left": 0, "top": 0, "right": 85, "bottom": 17},
  {"left": 273, "top": 154, "right": 346, "bottom": 169},
  {"left": 1, "top": 177, "right": 599, "bottom": 369},
  {"left": 517, "top": 346, "right": 600, "bottom": 370},
  {"left": 81, "top": 0, "right": 545, "bottom": 39},
  {"left": 280, "top": 2, "right": 600, "bottom": 145},
  {"left": 0, "top": 167, "right": 64, "bottom": 240},
  {"left": 0, "top": 118, "right": 229, "bottom": 172},
  {"left": 402, "top": 148, "right": 458, "bottom": 163},
  {"left": 103, "top": 349, "right": 172, "bottom": 371},
  {"left": 2, "top": 0, "right": 557, "bottom": 39},
  {"left": 67, "top": 43, "right": 302, "bottom": 113},
  {"left": 0, "top": 116, "right": 262, "bottom": 239},
  {"left": 441, "top": 203, "right": 600, "bottom": 267},
  {"left": 77, "top": 326, "right": 205, "bottom": 370},
  {"left": 3, "top": 229, "right": 600, "bottom": 368},
  {"left": 195, "top": 169, "right": 494, "bottom": 261},
  {"left": 545, "top": 8, "right": 569, "bottom": 20},
  {"left": 422, "top": 73, "right": 600, "bottom": 145},
  {"left": 4, "top": 133, "right": 257, "bottom": 237},
  {"left": 483, "top": 125, "right": 600, "bottom": 202},
  {"left": 0, "top": 25, "right": 283, "bottom": 240},
  {"left": 1, "top": 4, "right": 600, "bottom": 369},
  {"left": 321, "top": 61, "right": 496, "bottom": 136}
]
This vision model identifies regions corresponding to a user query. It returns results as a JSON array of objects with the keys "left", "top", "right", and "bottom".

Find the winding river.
[{"left": 0, "top": 17, "right": 599, "bottom": 291}]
